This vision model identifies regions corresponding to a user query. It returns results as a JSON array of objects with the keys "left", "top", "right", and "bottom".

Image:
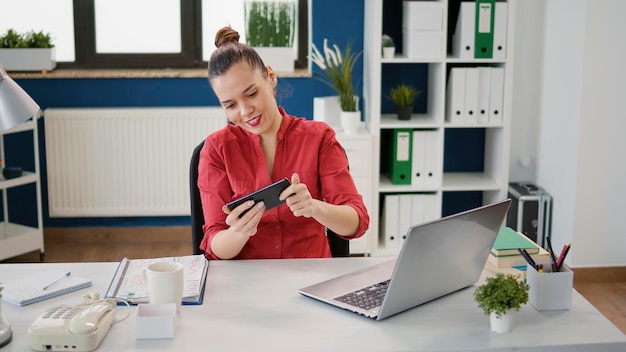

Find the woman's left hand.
[{"left": 280, "top": 173, "right": 318, "bottom": 218}]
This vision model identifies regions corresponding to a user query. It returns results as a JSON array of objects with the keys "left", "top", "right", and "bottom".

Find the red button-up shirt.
[{"left": 198, "top": 107, "right": 369, "bottom": 259}]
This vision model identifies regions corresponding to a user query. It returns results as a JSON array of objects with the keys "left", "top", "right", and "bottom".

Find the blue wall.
[{"left": 12, "top": 0, "right": 365, "bottom": 228}]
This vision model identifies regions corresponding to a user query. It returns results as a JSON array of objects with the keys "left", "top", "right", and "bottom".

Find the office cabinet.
[
  {"left": 363, "top": 0, "right": 516, "bottom": 256},
  {"left": 0, "top": 116, "right": 44, "bottom": 261}
]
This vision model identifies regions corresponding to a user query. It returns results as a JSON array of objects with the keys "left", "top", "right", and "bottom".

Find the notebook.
[
  {"left": 104, "top": 254, "right": 209, "bottom": 305},
  {"left": 299, "top": 199, "right": 511, "bottom": 320},
  {"left": 490, "top": 227, "right": 540, "bottom": 256},
  {"left": 1, "top": 270, "right": 92, "bottom": 306}
]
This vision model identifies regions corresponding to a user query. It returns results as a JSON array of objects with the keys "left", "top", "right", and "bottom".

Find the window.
[{"left": 0, "top": 0, "right": 308, "bottom": 69}]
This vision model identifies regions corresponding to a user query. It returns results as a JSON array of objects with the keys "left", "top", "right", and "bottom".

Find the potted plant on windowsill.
[
  {"left": 473, "top": 273, "right": 529, "bottom": 333},
  {"left": 388, "top": 83, "right": 421, "bottom": 120},
  {"left": 244, "top": 0, "right": 296, "bottom": 72},
  {"left": 0, "top": 29, "right": 56, "bottom": 73},
  {"left": 311, "top": 38, "right": 363, "bottom": 135}
]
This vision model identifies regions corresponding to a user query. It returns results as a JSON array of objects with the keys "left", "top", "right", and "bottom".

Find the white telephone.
[{"left": 28, "top": 299, "right": 116, "bottom": 352}]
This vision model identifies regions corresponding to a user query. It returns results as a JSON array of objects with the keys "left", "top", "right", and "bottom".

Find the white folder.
[
  {"left": 492, "top": 2, "right": 509, "bottom": 60},
  {"left": 398, "top": 195, "right": 413, "bottom": 245},
  {"left": 452, "top": 2, "right": 475, "bottom": 58},
  {"left": 411, "top": 130, "right": 426, "bottom": 187},
  {"left": 424, "top": 130, "right": 440, "bottom": 188},
  {"left": 422, "top": 194, "right": 440, "bottom": 223},
  {"left": 410, "top": 194, "right": 425, "bottom": 227},
  {"left": 446, "top": 67, "right": 466, "bottom": 124},
  {"left": 477, "top": 67, "right": 491, "bottom": 123},
  {"left": 464, "top": 67, "right": 479, "bottom": 123},
  {"left": 382, "top": 194, "right": 400, "bottom": 249},
  {"left": 489, "top": 67, "right": 505, "bottom": 123}
]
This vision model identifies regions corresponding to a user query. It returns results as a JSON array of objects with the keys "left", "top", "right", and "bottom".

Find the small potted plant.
[
  {"left": 388, "top": 83, "right": 421, "bottom": 120},
  {"left": 0, "top": 28, "right": 56, "bottom": 73},
  {"left": 311, "top": 38, "right": 363, "bottom": 134},
  {"left": 473, "top": 273, "right": 529, "bottom": 333},
  {"left": 381, "top": 34, "right": 395, "bottom": 59}
]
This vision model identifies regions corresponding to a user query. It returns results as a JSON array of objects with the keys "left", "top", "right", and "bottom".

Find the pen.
[
  {"left": 546, "top": 235, "right": 558, "bottom": 272},
  {"left": 517, "top": 248, "right": 538, "bottom": 270},
  {"left": 42, "top": 271, "right": 71, "bottom": 290},
  {"left": 557, "top": 243, "right": 571, "bottom": 271}
]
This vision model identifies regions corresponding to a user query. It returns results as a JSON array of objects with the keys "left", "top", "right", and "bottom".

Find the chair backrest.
[
  {"left": 190, "top": 140, "right": 206, "bottom": 255},
  {"left": 189, "top": 140, "right": 349, "bottom": 257}
]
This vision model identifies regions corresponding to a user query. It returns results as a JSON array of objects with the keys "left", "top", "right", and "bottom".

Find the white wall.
[{"left": 511, "top": 0, "right": 626, "bottom": 267}]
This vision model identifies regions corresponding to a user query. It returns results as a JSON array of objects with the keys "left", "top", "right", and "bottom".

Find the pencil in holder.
[{"left": 527, "top": 262, "right": 573, "bottom": 311}]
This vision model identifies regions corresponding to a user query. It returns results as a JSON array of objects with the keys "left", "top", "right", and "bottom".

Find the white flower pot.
[
  {"left": 382, "top": 46, "right": 395, "bottom": 59},
  {"left": 490, "top": 311, "right": 516, "bottom": 333},
  {"left": 0, "top": 48, "right": 56, "bottom": 72},
  {"left": 340, "top": 110, "right": 361, "bottom": 135},
  {"left": 253, "top": 47, "right": 294, "bottom": 73}
]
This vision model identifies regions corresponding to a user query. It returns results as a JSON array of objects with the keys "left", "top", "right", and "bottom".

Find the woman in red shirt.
[{"left": 198, "top": 27, "right": 369, "bottom": 260}]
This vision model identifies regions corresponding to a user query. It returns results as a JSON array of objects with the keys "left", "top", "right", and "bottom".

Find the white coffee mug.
[{"left": 143, "top": 262, "right": 184, "bottom": 312}]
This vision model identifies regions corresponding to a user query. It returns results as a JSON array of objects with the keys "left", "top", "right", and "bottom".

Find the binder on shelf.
[
  {"left": 422, "top": 193, "right": 440, "bottom": 223},
  {"left": 410, "top": 194, "right": 425, "bottom": 227},
  {"left": 410, "top": 193, "right": 440, "bottom": 228},
  {"left": 474, "top": 0, "right": 496, "bottom": 59},
  {"left": 388, "top": 129, "right": 412, "bottom": 185},
  {"left": 423, "top": 130, "right": 440, "bottom": 188},
  {"left": 492, "top": 2, "right": 509, "bottom": 59},
  {"left": 477, "top": 67, "right": 491, "bottom": 123},
  {"left": 489, "top": 66, "right": 505, "bottom": 123},
  {"left": 411, "top": 130, "right": 426, "bottom": 187},
  {"left": 452, "top": 2, "right": 475, "bottom": 58},
  {"left": 446, "top": 67, "right": 466, "bottom": 124},
  {"left": 382, "top": 194, "right": 400, "bottom": 249},
  {"left": 464, "top": 67, "right": 479, "bottom": 123},
  {"left": 398, "top": 194, "right": 413, "bottom": 244}
]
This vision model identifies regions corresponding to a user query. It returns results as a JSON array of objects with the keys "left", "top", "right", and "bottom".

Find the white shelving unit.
[
  {"left": 363, "top": 0, "right": 516, "bottom": 256},
  {"left": 0, "top": 116, "right": 44, "bottom": 261},
  {"left": 335, "top": 129, "right": 374, "bottom": 255}
]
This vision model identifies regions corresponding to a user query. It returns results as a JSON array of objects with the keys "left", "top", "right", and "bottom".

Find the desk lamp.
[{"left": 0, "top": 62, "right": 40, "bottom": 348}]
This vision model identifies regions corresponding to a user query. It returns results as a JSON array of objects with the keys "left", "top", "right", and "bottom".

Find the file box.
[
  {"left": 402, "top": 31, "right": 443, "bottom": 59},
  {"left": 527, "top": 264, "right": 573, "bottom": 311},
  {"left": 506, "top": 183, "right": 552, "bottom": 248},
  {"left": 402, "top": 1, "right": 444, "bottom": 31}
]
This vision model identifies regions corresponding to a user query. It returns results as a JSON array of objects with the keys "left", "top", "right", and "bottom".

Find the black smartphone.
[{"left": 226, "top": 178, "right": 291, "bottom": 216}]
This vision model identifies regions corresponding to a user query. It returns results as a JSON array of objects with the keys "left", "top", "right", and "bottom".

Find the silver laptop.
[{"left": 299, "top": 199, "right": 511, "bottom": 320}]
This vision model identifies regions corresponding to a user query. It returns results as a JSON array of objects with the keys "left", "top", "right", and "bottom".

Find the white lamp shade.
[{"left": 0, "top": 65, "right": 40, "bottom": 131}]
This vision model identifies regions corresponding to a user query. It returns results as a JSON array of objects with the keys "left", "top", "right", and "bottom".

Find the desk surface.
[{"left": 1, "top": 258, "right": 625, "bottom": 352}]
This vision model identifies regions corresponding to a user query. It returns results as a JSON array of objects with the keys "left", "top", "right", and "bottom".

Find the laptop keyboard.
[{"left": 334, "top": 280, "right": 390, "bottom": 311}]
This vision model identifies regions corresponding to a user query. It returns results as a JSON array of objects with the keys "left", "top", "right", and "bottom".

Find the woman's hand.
[
  {"left": 222, "top": 200, "right": 265, "bottom": 237},
  {"left": 281, "top": 173, "right": 319, "bottom": 218}
]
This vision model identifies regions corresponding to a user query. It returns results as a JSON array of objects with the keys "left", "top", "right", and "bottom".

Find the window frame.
[{"left": 66, "top": 0, "right": 308, "bottom": 70}]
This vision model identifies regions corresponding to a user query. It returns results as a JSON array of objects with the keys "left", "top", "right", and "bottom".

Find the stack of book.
[{"left": 486, "top": 227, "right": 551, "bottom": 277}]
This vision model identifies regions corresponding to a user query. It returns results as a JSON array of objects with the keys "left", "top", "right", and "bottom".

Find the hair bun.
[{"left": 215, "top": 26, "right": 240, "bottom": 48}]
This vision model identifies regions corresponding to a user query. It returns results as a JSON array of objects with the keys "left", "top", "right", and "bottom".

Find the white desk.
[{"left": 1, "top": 258, "right": 625, "bottom": 351}]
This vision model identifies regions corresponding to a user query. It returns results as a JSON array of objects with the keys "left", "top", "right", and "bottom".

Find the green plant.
[
  {"left": 382, "top": 34, "right": 394, "bottom": 48},
  {"left": 311, "top": 39, "right": 362, "bottom": 112},
  {"left": 0, "top": 29, "right": 54, "bottom": 48},
  {"left": 244, "top": 1, "right": 296, "bottom": 47},
  {"left": 388, "top": 84, "right": 421, "bottom": 107},
  {"left": 473, "top": 273, "right": 529, "bottom": 319}
]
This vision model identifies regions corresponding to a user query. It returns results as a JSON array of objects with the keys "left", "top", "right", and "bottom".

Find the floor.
[{"left": 2, "top": 226, "right": 626, "bottom": 335}]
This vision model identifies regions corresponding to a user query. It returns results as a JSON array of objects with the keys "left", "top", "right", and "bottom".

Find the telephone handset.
[{"left": 28, "top": 300, "right": 116, "bottom": 352}]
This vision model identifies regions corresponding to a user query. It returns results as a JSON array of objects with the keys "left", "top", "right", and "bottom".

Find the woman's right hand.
[{"left": 222, "top": 200, "right": 266, "bottom": 237}]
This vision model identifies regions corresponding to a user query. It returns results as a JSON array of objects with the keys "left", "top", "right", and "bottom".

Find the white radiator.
[{"left": 44, "top": 107, "right": 226, "bottom": 217}]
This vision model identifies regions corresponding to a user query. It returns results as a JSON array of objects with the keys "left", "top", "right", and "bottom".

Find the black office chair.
[{"left": 189, "top": 140, "right": 349, "bottom": 257}]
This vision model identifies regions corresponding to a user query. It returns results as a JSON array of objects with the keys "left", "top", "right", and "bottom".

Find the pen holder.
[{"left": 527, "top": 263, "right": 573, "bottom": 311}]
